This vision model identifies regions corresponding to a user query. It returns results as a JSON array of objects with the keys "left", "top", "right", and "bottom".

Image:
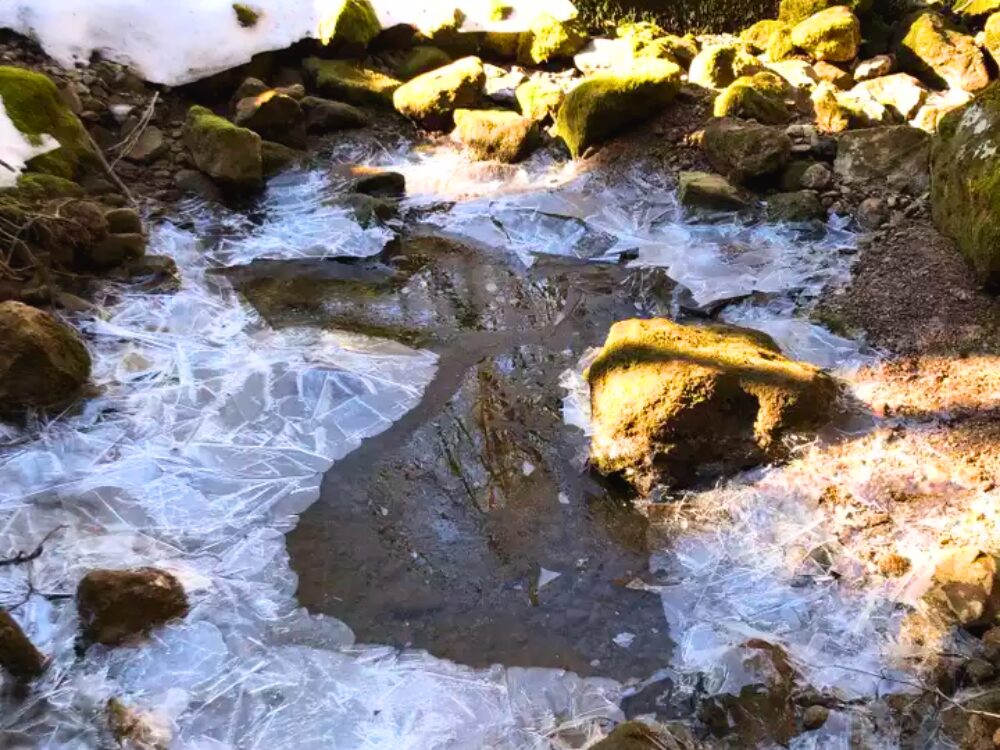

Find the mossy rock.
[
  {"left": 232, "top": 3, "right": 260, "bottom": 27},
  {"left": 392, "top": 56, "right": 485, "bottom": 130},
  {"left": 616, "top": 23, "right": 699, "bottom": 65},
  {"left": 791, "top": 7, "right": 861, "bottom": 62},
  {"left": 482, "top": 32, "right": 522, "bottom": 60},
  {"left": 0, "top": 66, "right": 96, "bottom": 180},
  {"left": 517, "top": 13, "right": 589, "bottom": 65},
  {"left": 896, "top": 11, "right": 989, "bottom": 93},
  {"left": 13, "top": 173, "right": 84, "bottom": 201},
  {"left": 587, "top": 318, "right": 838, "bottom": 494},
  {"left": 678, "top": 170, "right": 753, "bottom": 213},
  {"left": 741, "top": 20, "right": 788, "bottom": 52},
  {"left": 233, "top": 91, "right": 306, "bottom": 148},
  {"left": 261, "top": 140, "right": 303, "bottom": 176},
  {"left": 183, "top": 105, "right": 263, "bottom": 188},
  {"left": 303, "top": 58, "right": 401, "bottom": 108},
  {"left": 300, "top": 95, "right": 371, "bottom": 133},
  {"left": 689, "top": 44, "right": 762, "bottom": 89},
  {"left": 490, "top": 1, "right": 514, "bottom": 21},
  {"left": 766, "top": 189, "right": 826, "bottom": 221},
  {"left": 714, "top": 71, "right": 792, "bottom": 124},
  {"left": 453, "top": 109, "right": 539, "bottom": 162},
  {"left": 931, "top": 83, "right": 1000, "bottom": 289},
  {"left": 778, "top": 0, "right": 871, "bottom": 24},
  {"left": 953, "top": 0, "right": 1000, "bottom": 17},
  {"left": 396, "top": 46, "right": 452, "bottom": 80},
  {"left": 554, "top": 58, "right": 682, "bottom": 158},
  {"left": 703, "top": 117, "right": 793, "bottom": 183},
  {"left": 0, "top": 301, "right": 91, "bottom": 410},
  {"left": 515, "top": 77, "right": 566, "bottom": 121},
  {"left": 987, "top": 13, "right": 1000, "bottom": 56},
  {"left": 317, "top": 0, "right": 381, "bottom": 47}
]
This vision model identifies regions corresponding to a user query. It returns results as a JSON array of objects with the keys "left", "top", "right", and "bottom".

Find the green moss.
[
  {"left": 714, "top": 71, "right": 792, "bottom": 123},
  {"left": 396, "top": 46, "right": 451, "bottom": 80},
  {"left": 615, "top": 20, "right": 667, "bottom": 47},
  {"left": 0, "top": 66, "right": 95, "bottom": 180},
  {"left": 517, "top": 13, "right": 589, "bottom": 65},
  {"left": 897, "top": 11, "right": 989, "bottom": 92},
  {"left": 317, "top": 0, "right": 381, "bottom": 47},
  {"left": 554, "top": 58, "right": 681, "bottom": 158},
  {"left": 489, "top": 0, "right": 513, "bottom": 21},
  {"left": 184, "top": 105, "right": 262, "bottom": 187},
  {"left": 303, "top": 58, "right": 401, "bottom": 107},
  {"left": 790, "top": 6, "right": 861, "bottom": 62},
  {"left": 232, "top": 3, "right": 260, "bottom": 27},
  {"left": 985, "top": 12, "right": 1000, "bottom": 54},
  {"left": 14, "top": 173, "right": 84, "bottom": 201},
  {"left": 688, "top": 44, "right": 761, "bottom": 89},
  {"left": 741, "top": 20, "right": 787, "bottom": 52},
  {"left": 392, "top": 56, "right": 485, "bottom": 130},
  {"left": 515, "top": 77, "right": 566, "bottom": 121},
  {"left": 778, "top": 0, "right": 871, "bottom": 24},
  {"left": 453, "top": 109, "right": 539, "bottom": 162}
]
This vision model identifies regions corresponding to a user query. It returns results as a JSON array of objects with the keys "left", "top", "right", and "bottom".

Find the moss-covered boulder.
[
  {"left": 452, "top": 109, "right": 538, "bottom": 163},
  {"left": 300, "top": 95, "right": 370, "bottom": 133},
  {"left": 396, "top": 46, "right": 451, "bottom": 80},
  {"left": 778, "top": 0, "right": 871, "bottom": 24},
  {"left": 0, "top": 66, "right": 96, "bottom": 180},
  {"left": 835, "top": 125, "right": 930, "bottom": 193},
  {"left": 184, "top": 105, "right": 263, "bottom": 188},
  {"left": 714, "top": 71, "right": 792, "bottom": 123},
  {"left": 931, "top": 84, "right": 1000, "bottom": 288},
  {"left": 896, "top": 12, "right": 989, "bottom": 93},
  {"left": 741, "top": 20, "right": 795, "bottom": 61},
  {"left": 791, "top": 7, "right": 861, "bottom": 63},
  {"left": 13, "top": 173, "right": 84, "bottom": 201},
  {"left": 689, "top": 44, "right": 761, "bottom": 89},
  {"left": 766, "top": 189, "right": 826, "bottom": 221},
  {"left": 616, "top": 22, "right": 698, "bottom": 64},
  {"left": 678, "top": 170, "right": 753, "bottom": 213},
  {"left": 233, "top": 91, "right": 306, "bottom": 148},
  {"left": 0, "top": 301, "right": 91, "bottom": 410},
  {"left": 587, "top": 318, "right": 838, "bottom": 493},
  {"left": 517, "top": 13, "right": 588, "bottom": 65},
  {"left": 554, "top": 58, "right": 682, "bottom": 158},
  {"left": 482, "top": 31, "right": 521, "bottom": 60},
  {"left": 77, "top": 567, "right": 188, "bottom": 646},
  {"left": 303, "top": 58, "right": 401, "bottom": 108},
  {"left": 703, "top": 118, "right": 793, "bottom": 183},
  {"left": 986, "top": 13, "right": 1000, "bottom": 60},
  {"left": 515, "top": 77, "right": 567, "bottom": 122},
  {"left": 392, "top": 56, "right": 485, "bottom": 130},
  {"left": 317, "top": 0, "right": 381, "bottom": 47}
]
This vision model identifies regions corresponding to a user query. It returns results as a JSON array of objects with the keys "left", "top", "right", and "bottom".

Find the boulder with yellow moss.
[
  {"left": 316, "top": 0, "right": 381, "bottom": 47},
  {"left": 517, "top": 13, "right": 589, "bottom": 65},
  {"left": 714, "top": 71, "right": 792, "bottom": 123},
  {"left": 452, "top": 109, "right": 539, "bottom": 162},
  {"left": 790, "top": 7, "right": 861, "bottom": 63},
  {"left": 392, "top": 56, "right": 485, "bottom": 130}
]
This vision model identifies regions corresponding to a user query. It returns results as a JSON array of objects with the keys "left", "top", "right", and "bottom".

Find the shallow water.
[{"left": 0, "top": 136, "right": 981, "bottom": 748}]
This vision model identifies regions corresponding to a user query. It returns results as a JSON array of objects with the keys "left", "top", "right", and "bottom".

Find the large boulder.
[
  {"left": 554, "top": 58, "right": 682, "bottom": 158},
  {"left": 834, "top": 125, "right": 929, "bottom": 194},
  {"left": 587, "top": 318, "right": 838, "bottom": 493},
  {"left": 0, "top": 301, "right": 91, "bottom": 410},
  {"left": 233, "top": 91, "right": 306, "bottom": 149},
  {"left": 0, "top": 66, "right": 97, "bottom": 180},
  {"left": 0, "top": 610, "right": 46, "bottom": 680},
  {"left": 452, "top": 109, "right": 539, "bottom": 163},
  {"left": 183, "top": 105, "right": 263, "bottom": 189},
  {"left": 77, "top": 567, "right": 188, "bottom": 646},
  {"left": 896, "top": 12, "right": 989, "bottom": 93},
  {"left": 688, "top": 44, "right": 761, "bottom": 89},
  {"left": 392, "top": 56, "right": 485, "bottom": 130},
  {"left": 714, "top": 71, "right": 792, "bottom": 124},
  {"left": 702, "top": 118, "right": 792, "bottom": 183},
  {"left": 515, "top": 76, "right": 567, "bottom": 122},
  {"left": 303, "top": 58, "right": 401, "bottom": 108},
  {"left": 931, "top": 84, "right": 1000, "bottom": 289},
  {"left": 678, "top": 171, "right": 752, "bottom": 213},
  {"left": 791, "top": 7, "right": 861, "bottom": 63},
  {"left": 316, "top": 0, "right": 381, "bottom": 47},
  {"left": 517, "top": 13, "right": 589, "bottom": 65}
]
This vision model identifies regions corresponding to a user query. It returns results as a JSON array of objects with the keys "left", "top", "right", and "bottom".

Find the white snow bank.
[
  {"left": 0, "top": 96, "right": 58, "bottom": 188},
  {"left": 0, "top": 0, "right": 577, "bottom": 86}
]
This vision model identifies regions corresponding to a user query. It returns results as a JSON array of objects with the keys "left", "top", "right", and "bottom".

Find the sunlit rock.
[
  {"left": 317, "top": 0, "right": 381, "bottom": 47},
  {"left": 183, "top": 105, "right": 263, "bottom": 188},
  {"left": 678, "top": 170, "right": 752, "bottom": 214},
  {"left": 702, "top": 118, "right": 793, "bottom": 183},
  {"left": 515, "top": 75, "right": 567, "bottom": 122},
  {"left": 453, "top": 109, "right": 539, "bottom": 163},
  {"left": 791, "top": 7, "right": 861, "bottom": 63},
  {"left": 689, "top": 44, "right": 761, "bottom": 89},
  {"left": 587, "top": 318, "right": 838, "bottom": 494},
  {"left": 896, "top": 11, "right": 989, "bottom": 93},
  {"left": 233, "top": 90, "right": 306, "bottom": 148},
  {"left": 848, "top": 73, "right": 928, "bottom": 121},
  {"left": 303, "top": 58, "right": 401, "bottom": 108},
  {"left": 77, "top": 567, "right": 189, "bottom": 646},
  {"left": 393, "top": 56, "right": 485, "bottom": 130},
  {"left": 714, "top": 71, "right": 793, "bottom": 124},
  {"left": 924, "top": 547, "right": 1000, "bottom": 628},
  {"left": 834, "top": 125, "right": 929, "bottom": 194},
  {"left": 516, "top": 12, "right": 588, "bottom": 65},
  {"left": 778, "top": 0, "right": 870, "bottom": 24}
]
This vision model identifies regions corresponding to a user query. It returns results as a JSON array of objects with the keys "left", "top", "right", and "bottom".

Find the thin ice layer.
[{"left": 0, "top": 198, "right": 621, "bottom": 747}]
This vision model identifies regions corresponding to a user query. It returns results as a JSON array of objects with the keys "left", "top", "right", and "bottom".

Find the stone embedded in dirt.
[
  {"left": 0, "top": 301, "right": 91, "bottom": 410},
  {"left": 516, "top": 12, "right": 588, "bottom": 66},
  {"left": 766, "top": 190, "right": 826, "bottom": 222},
  {"left": 703, "top": 118, "right": 793, "bottom": 183},
  {"left": 802, "top": 704, "right": 830, "bottom": 730},
  {"left": 854, "top": 54, "right": 894, "bottom": 82},
  {"left": 714, "top": 71, "right": 792, "bottom": 124},
  {"left": 77, "top": 567, "right": 188, "bottom": 646},
  {"left": 299, "top": 96, "right": 370, "bottom": 134},
  {"left": 834, "top": 125, "right": 930, "bottom": 194},
  {"left": 452, "top": 109, "right": 538, "bottom": 163},
  {"left": 233, "top": 91, "right": 306, "bottom": 149},
  {"left": 515, "top": 76, "right": 567, "bottom": 122},
  {"left": 931, "top": 84, "right": 1000, "bottom": 289},
  {"left": 0, "top": 609, "right": 46, "bottom": 680},
  {"left": 896, "top": 12, "right": 989, "bottom": 93},
  {"left": 849, "top": 73, "right": 928, "bottom": 121},
  {"left": 856, "top": 196, "right": 888, "bottom": 229},
  {"left": 800, "top": 161, "right": 832, "bottom": 189},
  {"left": 555, "top": 58, "right": 681, "bottom": 158},
  {"left": 586, "top": 318, "right": 838, "bottom": 494},
  {"left": 392, "top": 56, "right": 485, "bottom": 130},
  {"left": 791, "top": 7, "right": 861, "bottom": 63},
  {"left": 689, "top": 44, "right": 761, "bottom": 89},
  {"left": 126, "top": 126, "right": 166, "bottom": 164},
  {"left": 924, "top": 547, "right": 1000, "bottom": 628},
  {"left": 678, "top": 171, "right": 752, "bottom": 214},
  {"left": 183, "top": 105, "right": 262, "bottom": 189},
  {"left": 303, "top": 58, "right": 400, "bottom": 109}
]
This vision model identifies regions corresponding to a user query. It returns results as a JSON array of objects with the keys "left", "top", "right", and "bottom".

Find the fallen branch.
[
  {"left": 0, "top": 525, "right": 67, "bottom": 567},
  {"left": 84, "top": 130, "right": 137, "bottom": 207}
]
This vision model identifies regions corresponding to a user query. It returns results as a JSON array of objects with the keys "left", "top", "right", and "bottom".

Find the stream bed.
[{"left": 1, "top": 130, "right": 988, "bottom": 749}]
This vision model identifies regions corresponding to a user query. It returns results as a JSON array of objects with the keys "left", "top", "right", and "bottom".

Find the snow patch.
[{"left": 0, "top": 95, "right": 59, "bottom": 187}]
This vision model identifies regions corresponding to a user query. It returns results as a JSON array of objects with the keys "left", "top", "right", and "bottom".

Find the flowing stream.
[{"left": 1, "top": 133, "right": 985, "bottom": 748}]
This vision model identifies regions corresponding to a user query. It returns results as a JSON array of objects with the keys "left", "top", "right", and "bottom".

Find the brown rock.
[
  {"left": 126, "top": 126, "right": 167, "bottom": 164},
  {"left": 77, "top": 567, "right": 188, "bottom": 646},
  {"left": 104, "top": 207, "right": 143, "bottom": 235},
  {"left": 86, "top": 233, "right": 147, "bottom": 268},
  {"left": 924, "top": 547, "right": 1000, "bottom": 628},
  {"left": 0, "top": 610, "right": 46, "bottom": 680},
  {"left": 233, "top": 92, "right": 306, "bottom": 149}
]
